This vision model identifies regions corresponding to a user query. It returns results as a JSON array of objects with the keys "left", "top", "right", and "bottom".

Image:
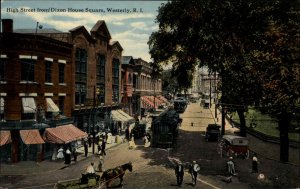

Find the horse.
[{"left": 100, "top": 162, "right": 133, "bottom": 187}]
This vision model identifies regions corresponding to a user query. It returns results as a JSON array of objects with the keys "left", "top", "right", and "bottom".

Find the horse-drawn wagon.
[
  {"left": 55, "top": 162, "right": 132, "bottom": 189},
  {"left": 55, "top": 176, "right": 99, "bottom": 189}
]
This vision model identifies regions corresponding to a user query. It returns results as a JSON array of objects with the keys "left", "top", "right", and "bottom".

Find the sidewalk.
[{"left": 0, "top": 135, "right": 126, "bottom": 176}]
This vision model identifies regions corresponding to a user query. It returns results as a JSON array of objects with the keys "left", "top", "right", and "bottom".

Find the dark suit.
[{"left": 175, "top": 164, "right": 184, "bottom": 186}]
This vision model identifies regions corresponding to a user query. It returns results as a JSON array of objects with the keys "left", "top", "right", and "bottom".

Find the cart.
[{"left": 220, "top": 135, "right": 249, "bottom": 159}]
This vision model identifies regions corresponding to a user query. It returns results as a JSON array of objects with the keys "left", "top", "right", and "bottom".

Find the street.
[{"left": 0, "top": 101, "right": 299, "bottom": 189}]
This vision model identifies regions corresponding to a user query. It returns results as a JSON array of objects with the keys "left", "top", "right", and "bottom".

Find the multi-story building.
[
  {"left": 22, "top": 20, "right": 124, "bottom": 134},
  {"left": 0, "top": 19, "right": 164, "bottom": 163},
  {"left": 121, "top": 56, "right": 134, "bottom": 116},
  {"left": 0, "top": 19, "right": 75, "bottom": 162},
  {"left": 132, "top": 58, "right": 165, "bottom": 116}
]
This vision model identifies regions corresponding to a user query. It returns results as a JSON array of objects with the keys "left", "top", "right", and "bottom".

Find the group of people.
[
  {"left": 97, "top": 134, "right": 107, "bottom": 156},
  {"left": 174, "top": 160, "right": 200, "bottom": 187},
  {"left": 174, "top": 154, "right": 260, "bottom": 187},
  {"left": 56, "top": 146, "right": 78, "bottom": 164}
]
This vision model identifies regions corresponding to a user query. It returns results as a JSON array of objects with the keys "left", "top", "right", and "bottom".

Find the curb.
[{"left": 0, "top": 138, "right": 126, "bottom": 176}]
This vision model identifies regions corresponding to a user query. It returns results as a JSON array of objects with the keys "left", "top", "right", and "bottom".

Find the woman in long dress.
[{"left": 57, "top": 147, "right": 64, "bottom": 160}]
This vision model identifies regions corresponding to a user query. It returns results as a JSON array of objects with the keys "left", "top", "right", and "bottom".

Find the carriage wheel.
[{"left": 98, "top": 179, "right": 107, "bottom": 189}]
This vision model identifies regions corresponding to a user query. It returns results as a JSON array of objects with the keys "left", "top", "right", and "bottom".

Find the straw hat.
[{"left": 193, "top": 161, "right": 196, "bottom": 163}]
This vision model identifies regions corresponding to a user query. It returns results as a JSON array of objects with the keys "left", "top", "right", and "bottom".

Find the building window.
[
  {"left": 59, "top": 96, "right": 65, "bottom": 115},
  {"left": 112, "top": 58, "right": 119, "bottom": 103},
  {"left": 21, "top": 59, "right": 36, "bottom": 82},
  {"left": 45, "top": 60, "right": 52, "bottom": 83},
  {"left": 0, "top": 58, "right": 7, "bottom": 82},
  {"left": 21, "top": 97, "right": 36, "bottom": 120},
  {"left": 75, "top": 48, "right": 87, "bottom": 105},
  {"left": 59, "top": 64, "right": 65, "bottom": 83},
  {"left": 97, "top": 54, "right": 105, "bottom": 104},
  {"left": 0, "top": 97, "right": 4, "bottom": 120}
]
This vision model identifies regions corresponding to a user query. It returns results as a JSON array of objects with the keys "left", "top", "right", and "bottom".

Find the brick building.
[
  {"left": 132, "top": 58, "right": 165, "bottom": 117},
  {"left": 0, "top": 19, "right": 75, "bottom": 162}
]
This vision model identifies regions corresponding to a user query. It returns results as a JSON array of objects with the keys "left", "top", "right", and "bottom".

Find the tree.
[
  {"left": 249, "top": 1, "right": 300, "bottom": 162},
  {"left": 162, "top": 69, "right": 180, "bottom": 99},
  {"left": 148, "top": 0, "right": 300, "bottom": 162}
]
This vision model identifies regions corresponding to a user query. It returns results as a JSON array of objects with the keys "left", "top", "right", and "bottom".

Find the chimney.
[{"left": 2, "top": 19, "right": 13, "bottom": 33}]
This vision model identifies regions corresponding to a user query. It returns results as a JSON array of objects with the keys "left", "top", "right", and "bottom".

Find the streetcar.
[
  {"left": 173, "top": 98, "right": 187, "bottom": 113},
  {"left": 151, "top": 109, "right": 180, "bottom": 148}
]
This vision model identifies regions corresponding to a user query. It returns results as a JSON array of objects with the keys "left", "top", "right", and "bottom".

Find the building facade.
[
  {"left": 132, "top": 58, "right": 164, "bottom": 116},
  {"left": 0, "top": 19, "right": 74, "bottom": 162}
]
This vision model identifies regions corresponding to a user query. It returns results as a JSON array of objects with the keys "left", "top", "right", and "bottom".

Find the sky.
[{"left": 1, "top": 0, "right": 165, "bottom": 62}]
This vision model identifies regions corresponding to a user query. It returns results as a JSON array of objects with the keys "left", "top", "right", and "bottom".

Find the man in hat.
[
  {"left": 227, "top": 157, "right": 236, "bottom": 176},
  {"left": 252, "top": 153, "right": 258, "bottom": 173},
  {"left": 189, "top": 161, "right": 200, "bottom": 186},
  {"left": 175, "top": 161, "right": 184, "bottom": 187}
]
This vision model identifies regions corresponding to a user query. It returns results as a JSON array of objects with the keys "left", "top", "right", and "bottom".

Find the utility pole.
[
  {"left": 214, "top": 72, "right": 218, "bottom": 119},
  {"left": 92, "top": 85, "right": 96, "bottom": 154},
  {"left": 209, "top": 75, "right": 212, "bottom": 108}
]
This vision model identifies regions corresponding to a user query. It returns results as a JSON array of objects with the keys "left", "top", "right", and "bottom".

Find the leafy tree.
[
  {"left": 249, "top": 1, "right": 300, "bottom": 162},
  {"left": 149, "top": 0, "right": 299, "bottom": 162},
  {"left": 162, "top": 69, "right": 180, "bottom": 99}
]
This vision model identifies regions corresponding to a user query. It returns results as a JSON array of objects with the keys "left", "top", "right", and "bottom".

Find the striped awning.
[
  {"left": 0, "top": 131, "right": 11, "bottom": 146},
  {"left": 46, "top": 98, "right": 60, "bottom": 113},
  {"left": 22, "top": 97, "right": 36, "bottom": 113},
  {"left": 157, "top": 95, "right": 169, "bottom": 103},
  {"left": 20, "top": 129, "right": 45, "bottom": 144},
  {"left": 43, "top": 124, "right": 88, "bottom": 144},
  {"left": 141, "top": 96, "right": 155, "bottom": 108}
]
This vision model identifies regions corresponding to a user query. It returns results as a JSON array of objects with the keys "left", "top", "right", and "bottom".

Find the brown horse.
[{"left": 100, "top": 162, "right": 133, "bottom": 187}]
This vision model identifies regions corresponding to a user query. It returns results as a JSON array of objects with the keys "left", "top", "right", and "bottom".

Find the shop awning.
[
  {"left": 20, "top": 129, "right": 45, "bottom": 144},
  {"left": 43, "top": 124, "right": 88, "bottom": 144},
  {"left": 22, "top": 97, "right": 36, "bottom": 113},
  {"left": 111, "top": 110, "right": 128, "bottom": 122},
  {"left": 141, "top": 96, "right": 155, "bottom": 108},
  {"left": 0, "top": 131, "right": 11, "bottom": 146},
  {"left": 158, "top": 95, "right": 169, "bottom": 103},
  {"left": 46, "top": 98, "right": 60, "bottom": 113},
  {"left": 117, "top": 110, "right": 134, "bottom": 122},
  {"left": 0, "top": 97, "right": 4, "bottom": 113}
]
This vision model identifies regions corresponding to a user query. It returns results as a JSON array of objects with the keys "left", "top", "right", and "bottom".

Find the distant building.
[{"left": 132, "top": 58, "right": 165, "bottom": 116}]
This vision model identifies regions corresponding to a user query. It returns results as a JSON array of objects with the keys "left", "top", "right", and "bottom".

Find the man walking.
[
  {"left": 175, "top": 161, "right": 184, "bottom": 187},
  {"left": 189, "top": 161, "right": 200, "bottom": 187},
  {"left": 227, "top": 157, "right": 236, "bottom": 176},
  {"left": 101, "top": 135, "right": 107, "bottom": 156},
  {"left": 252, "top": 154, "right": 258, "bottom": 173}
]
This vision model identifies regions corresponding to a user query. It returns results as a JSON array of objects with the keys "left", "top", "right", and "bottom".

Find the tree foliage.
[{"left": 149, "top": 0, "right": 300, "bottom": 162}]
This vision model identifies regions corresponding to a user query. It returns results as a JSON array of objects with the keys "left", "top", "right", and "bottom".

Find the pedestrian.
[
  {"left": 97, "top": 143, "right": 101, "bottom": 155},
  {"left": 97, "top": 155, "right": 105, "bottom": 172},
  {"left": 65, "top": 147, "right": 71, "bottom": 164},
  {"left": 88, "top": 135, "right": 92, "bottom": 147},
  {"left": 73, "top": 147, "right": 78, "bottom": 162},
  {"left": 227, "top": 157, "right": 236, "bottom": 176},
  {"left": 84, "top": 140, "right": 88, "bottom": 157},
  {"left": 57, "top": 146, "right": 64, "bottom": 160},
  {"left": 252, "top": 153, "right": 258, "bottom": 173},
  {"left": 125, "top": 127, "right": 130, "bottom": 141},
  {"left": 189, "top": 161, "right": 200, "bottom": 187},
  {"left": 175, "top": 161, "right": 184, "bottom": 187},
  {"left": 101, "top": 135, "right": 106, "bottom": 156}
]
